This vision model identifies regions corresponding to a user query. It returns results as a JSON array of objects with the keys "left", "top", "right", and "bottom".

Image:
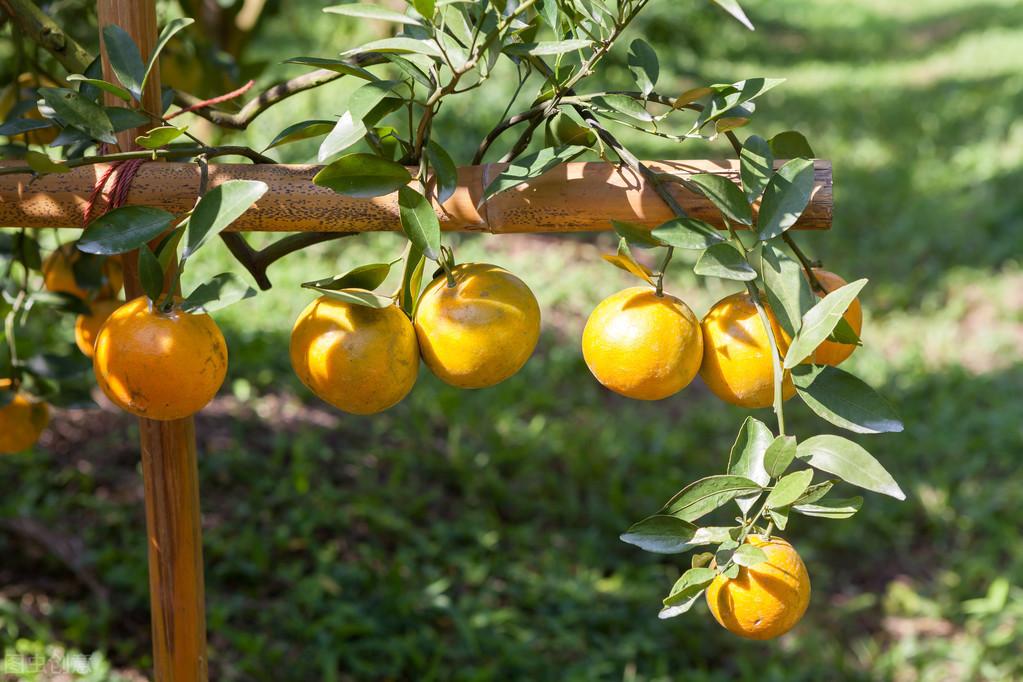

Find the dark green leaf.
[
  {"left": 78, "top": 206, "right": 175, "bottom": 255},
  {"left": 314, "top": 153, "right": 411, "bottom": 198},
  {"left": 793, "top": 365, "right": 904, "bottom": 434},
  {"left": 135, "top": 125, "right": 186, "bottom": 149},
  {"left": 65, "top": 75, "right": 131, "bottom": 102},
  {"left": 102, "top": 25, "right": 146, "bottom": 99},
  {"left": 264, "top": 120, "right": 335, "bottom": 151},
  {"left": 660, "top": 566, "right": 717, "bottom": 618},
  {"left": 302, "top": 260, "right": 397, "bottom": 293},
  {"left": 182, "top": 180, "right": 269, "bottom": 260},
  {"left": 481, "top": 145, "right": 587, "bottom": 203},
  {"left": 427, "top": 141, "right": 458, "bottom": 204},
  {"left": 382, "top": 54, "right": 434, "bottom": 88},
  {"left": 757, "top": 158, "right": 815, "bottom": 240},
  {"left": 732, "top": 543, "right": 768, "bottom": 567},
  {"left": 181, "top": 272, "right": 257, "bottom": 313},
  {"left": 793, "top": 496, "right": 863, "bottom": 519},
  {"left": 282, "top": 57, "right": 379, "bottom": 82},
  {"left": 619, "top": 515, "right": 698, "bottom": 554},
  {"left": 106, "top": 106, "right": 150, "bottom": 132},
  {"left": 766, "top": 469, "right": 813, "bottom": 509},
  {"left": 504, "top": 39, "right": 591, "bottom": 56},
  {"left": 145, "top": 18, "right": 195, "bottom": 91},
  {"left": 687, "top": 173, "right": 752, "bottom": 225},
  {"left": 627, "top": 38, "right": 658, "bottom": 97},
  {"left": 739, "top": 135, "right": 773, "bottom": 202},
  {"left": 711, "top": 0, "right": 754, "bottom": 30},
  {"left": 590, "top": 94, "right": 653, "bottom": 122},
  {"left": 309, "top": 287, "right": 394, "bottom": 309},
  {"left": 650, "top": 217, "right": 724, "bottom": 249},
  {"left": 611, "top": 220, "right": 662, "bottom": 248},
  {"left": 829, "top": 316, "right": 863, "bottom": 344},
  {"left": 761, "top": 243, "right": 815, "bottom": 337},
  {"left": 763, "top": 434, "right": 797, "bottom": 478},
  {"left": 137, "top": 246, "right": 164, "bottom": 301},
  {"left": 727, "top": 416, "right": 772, "bottom": 513},
  {"left": 38, "top": 88, "right": 115, "bottom": 144},
  {"left": 661, "top": 475, "right": 762, "bottom": 522},
  {"left": 154, "top": 227, "right": 184, "bottom": 272},
  {"left": 770, "top": 130, "right": 815, "bottom": 158},
  {"left": 324, "top": 3, "right": 422, "bottom": 24},
  {"left": 397, "top": 187, "right": 441, "bottom": 261},
  {"left": 694, "top": 242, "right": 756, "bottom": 281},
  {"left": 0, "top": 119, "right": 54, "bottom": 135},
  {"left": 797, "top": 434, "right": 904, "bottom": 500},
  {"left": 784, "top": 278, "right": 868, "bottom": 368}
]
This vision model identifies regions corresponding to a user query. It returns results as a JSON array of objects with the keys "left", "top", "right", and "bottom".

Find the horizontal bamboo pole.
[{"left": 0, "top": 159, "right": 831, "bottom": 232}]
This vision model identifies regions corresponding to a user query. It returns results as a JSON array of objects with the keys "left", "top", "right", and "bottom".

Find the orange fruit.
[
  {"left": 414, "top": 263, "right": 540, "bottom": 389},
  {"left": 74, "top": 298, "right": 122, "bottom": 358},
  {"left": 706, "top": 535, "right": 811, "bottom": 640},
  {"left": 699, "top": 291, "right": 795, "bottom": 409},
  {"left": 290, "top": 296, "right": 419, "bottom": 415},
  {"left": 93, "top": 297, "right": 227, "bottom": 420},
  {"left": 582, "top": 287, "right": 703, "bottom": 400},
  {"left": 43, "top": 245, "right": 123, "bottom": 300},
  {"left": 807, "top": 268, "right": 862, "bottom": 366},
  {"left": 0, "top": 389, "right": 50, "bottom": 454}
]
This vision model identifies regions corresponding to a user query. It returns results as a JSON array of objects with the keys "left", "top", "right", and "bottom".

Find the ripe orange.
[
  {"left": 700, "top": 291, "right": 795, "bottom": 409},
  {"left": 415, "top": 263, "right": 540, "bottom": 389},
  {"left": 0, "top": 389, "right": 50, "bottom": 454},
  {"left": 43, "top": 245, "right": 123, "bottom": 300},
  {"left": 290, "top": 296, "right": 419, "bottom": 415},
  {"left": 807, "top": 268, "right": 862, "bottom": 366},
  {"left": 582, "top": 287, "right": 703, "bottom": 400},
  {"left": 706, "top": 535, "right": 811, "bottom": 640},
  {"left": 74, "top": 298, "right": 121, "bottom": 358},
  {"left": 93, "top": 297, "right": 227, "bottom": 420}
]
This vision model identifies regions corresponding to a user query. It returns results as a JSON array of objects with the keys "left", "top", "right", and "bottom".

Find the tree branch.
[{"left": 0, "top": 0, "right": 92, "bottom": 73}]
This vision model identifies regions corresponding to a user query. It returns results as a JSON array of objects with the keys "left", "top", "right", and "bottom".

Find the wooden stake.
[{"left": 96, "top": 2, "right": 208, "bottom": 681}]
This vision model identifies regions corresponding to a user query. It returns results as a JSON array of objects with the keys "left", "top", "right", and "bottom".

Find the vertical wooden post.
[{"left": 96, "top": 2, "right": 209, "bottom": 681}]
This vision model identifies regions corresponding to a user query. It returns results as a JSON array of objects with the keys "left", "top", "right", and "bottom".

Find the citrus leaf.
[
  {"left": 793, "top": 365, "right": 903, "bottom": 434},
  {"left": 101, "top": 25, "right": 145, "bottom": 99},
  {"left": 144, "top": 18, "right": 194, "bottom": 91},
  {"left": 627, "top": 38, "right": 658, "bottom": 97},
  {"left": 766, "top": 469, "right": 813, "bottom": 509},
  {"left": 591, "top": 94, "right": 653, "bottom": 122},
  {"left": 78, "top": 206, "right": 176, "bottom": 255},
  {"left": 314, "top": 153, "right": 411, "bottom": 198},
  {"left": 763, "top": 434, "right": 797, "bottom": 478},
  {"left": 694, "top": 242, "right": 756, "bottom": 281},
  {"left": 661, "top": 566, "right": 717, "bottom": 617},
  {"left": 182, "top": 180, "right": 269, "bottom": 260},
  {"left": 602, "top": 238, "right": 654, "bottom": 286},
  {"left": 137, "top": 245, "right": 164, "bottom": 302},
  {"left": 793, "top": 496, "right": 863, "bottom": 519},
  {"left": 711, "top": 0, "right": 754, "bottom": 30},
  {"left": 481, "top": 144, "right": 587, "bottom": 203},
  {"left": 302, "top": 260, "right": 398, "bottom": 293},
  {"left": 687, "top": 173, "right": 752, "bottom": 225},
  {"left": 504, "top": 39, "right": 591, "bottom": 56},
  {"left": 794, "top": 480, "right": 834, "bottom": 506},
  {"left": 282, "top": 57, "right": 379, "bottom": 82},
  {"left": 263, "top": 120, "right": 334, "bottom": 151},
  {"left": 24, "top": 151, "right": 69, "bottom": 175},
  {"left": 38, "top": 88, "right": 115, "bottom": 144},
  {"left": 769, "top": 130, "right": 815, "bottom": 158},
  {"left": 611, "top": 220, "right": 662, "bottom": 248},
  {"left": 181, "top": 272, "right": 256, "bottom": 313},
  {"left": 324, "top": 3, "right": 423, "bottom": 24},
  {"left": 650, "top": 217, "right": 724, "bottom": 249},
  {"left": 106, "top": 106, "right": 149, "bottom": 132},
  {"left": 761, "top": 243, "right": 815, "bottom": 337},
  {"left": 318, "top": 111, "right": 367, "bottom": 162},
  {"left": 398, "top": 242, "right": 425, "bottom": 316},
  {"left": 427, "top": 141, "right": 458, "bottom": 204},
  {"left": 784, "top": 278, "right": 868, "bottom": 369},
  {"left": 732, "top": 543, "right": 768, "bottom": 567},
  {"left": 740, "top": 134, "right": 773, "bottom": 202},
  {"left": 66, "top": 75, "right": 131, "bottom": 102},
  {"left": 661, "top": 475, "right": 762, "bottom": 522},
  {"left": 344, "top": 37, "right": 442, "bottom": 59},
  {"left": 397, "top": 186, "right": 441, "bottom": 261},
  {"left": 797, "top": 434, "right": 904, "bottom": 500},
  {"left": 757, "top": 158, "right": 815, "bottom": 240},
  {"left": 135, "top": 125, "right": 186, "bottom": 149},
  {"left": 619, "top": 515, "right": 698, "bottom": 554},
  {"left": 308, "top": 287, "right": 394, "bottom": 309},
  {"left": 727, "top": 416, "right": 772, "bottom": 513}
]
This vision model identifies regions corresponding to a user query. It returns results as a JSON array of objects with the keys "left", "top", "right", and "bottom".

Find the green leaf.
[
  {"left": 324, "top": 3, "right": 422, "bottom": 24},
  {"left": 739, "top": 135, "right": 773, "bottom": 202},
  {"left": 302, "top": 260, "right": 398, "bottom": 293},
  {"left": 25, "top": 291, "right": 90, "bottom": 315},
  {"left": 314, "top": 153, "right": 411, "bottom": 198},
  {"left": 145, "top": 18, "right": 195, "bottom": 92},
  {"left": 793, "top": 496, "right": 863, "bottom": 519},
  {"left": 154, "top": 227, "right": 184, "bottom": 272},
  {"left": 590, "top": 94, "right": 653, "bottom": 122},
  {"left": 661, "top": 475, "right": 762, "bottom": 522},
  {"left": 344, "top": 37, "right": 442, "bottom": 59},
  {"left": 38, "top": 88, "right": 115, "bottom": 144},
  {"left": 784, "top": 279, "right": 868, "bottom": 369},
  {"left": 181, "top": 272, "right": 257, "bottom": 313},
  {"left": 829, "top": 317, "right": 863, "bottom": 345},
  {"left": 694, "top": 242, "right": 756, "bottom": 281},
  {"left": 763, "top": 434, "right": 797, "bottom": 478},
  {"left": 757, "top": 158, "right": 815, "bottom": 240},
  {"left": 106, "top": 106, "right": 149, "bottom": 132},
  {"left": 650, "top": 217, "right": 724, "bottom": 249},
  {"left": 768, "top": 506, "right": 789, "bottom": 531},
  {"left": 687, "top": 173, "right": 752, "bottom": 225},
  {"left": 793, "top": 365, "right": 904, "bottom": 434},
  {"left": 427, "top": 141, "right": 458, "bottom": 204},
  {"left": 135, "top": 125, "right": 186, "bottom": 149},
  {"left": 766, "top": 469, "right": 813, "bottom": 509},
  {"left": 727, "top": 416, "right": 772, "bottom": 513},
  {"left": 137, "top": 245, "right": 164, "bottom": 302},
  {"left": 398, "top": 243, "right": 426, "bottom": 316},
  {"left": 66, "top": 75, "right": 131, "bottom": 102},
  {"left": 504, "top": 39, "right": 591, "bottom": 56},
  {"left": 78, "top": 206, "right": 176, "bottom": 255},
  {"left": 397, "top": 187, "right": 441, "bottom": 261},
  {"left": 381, "top": 54, "right": 434, "bottom": 88},
  {"left": 480, "top": 145, "right": 587, "bottom": 203},
  {"left": 611, "top": 220, "right": 662, "bottom": 249},
  {"left": 797, "top": 434, "right": 904, "bottom": 500},
  {"left": 264, "top": 120, "right": 335, "bottom": 151},
  {"left": 732, "top": 543, "right": 768, "bottom": 567},
  {"left": 0, "top": 118, "right": 54, "bottom": 135},
  {"left": 711, "top": 0, "right": 754, "bottom": 30},
  {"left": 282, "top": 57, "right": 379, "bottom": 82},
  {"left": 627, "top": 38, "right": 658, "bottom": 97},
  {"left": 602, "top": 238, "right": 654, "bottom": 286},
  {"left": 761, "top": 243, "right": 815, "bottom": 337},
  {"left": 318, "top": 112, "right": 367, "bottom": 162},
  {"left": 619, "top": 515, "right": 698, "bottom": 554},
  {"left": 770, "top": 130, "right": 814, "bottom": 158},
  {"left": 794, "top": 480, "right": 834, "bottom": 506},
  {"left": 182, "top": 180, "right": 269, "bottom": 260},
  {"left": 102, "top": 25, "right": 146, "bottom": 99},
  {"left": 24, "top": 151, "right": 69, "bottom": 175},
  {"left": 307, "top": 287, "right": 394, "bottom": 309},
  {"left": 546, "top": 112, "right": 596, "bottom": 147},
  {"left": 413, "top": 0, "right": 436, "bottom": 19},
  {"left": 660, "top": 566, "right": 717, "bottom": 618}
]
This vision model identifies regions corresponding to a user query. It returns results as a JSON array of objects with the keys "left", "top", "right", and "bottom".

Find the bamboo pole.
[
  {"left": 96, "top": 2, "right": 209, "bottom": 681},
  {"left": 0, "top": 159, "right": 832, "bottom": 232}
]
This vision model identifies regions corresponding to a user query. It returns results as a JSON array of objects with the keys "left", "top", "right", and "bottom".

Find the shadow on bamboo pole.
[{"left": 96, "top": 2, "right": 209, "bottom": 681}]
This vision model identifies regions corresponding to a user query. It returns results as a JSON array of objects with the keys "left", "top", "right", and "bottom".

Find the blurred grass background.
[{"left": 2, "top": 0, "right": 1022, "bottom": 679}]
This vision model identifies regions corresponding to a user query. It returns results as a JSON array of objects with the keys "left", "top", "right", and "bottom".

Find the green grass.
[{"left": 2, "top": 0, "right": 1023, "bottom": 680}]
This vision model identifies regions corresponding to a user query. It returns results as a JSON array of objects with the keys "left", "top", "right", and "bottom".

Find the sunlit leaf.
[
  {"left": 181, "top": 272, "right": 257, "bottom": 313},
  {"left": 793, "top": 365, "right": 904, "bottom": 434},
  {"left": 757, "top": 158, "right": 815, "bottom": 240},
  {"left": 182, "top": 180, "right": 269, "bottom": 260},
  {"left": 78, "top": 206, "right": 175, "bottom": 255},
  {"left": 397, "top": 186, "right": 441, "bottom": 261},
  {"left": 694, "top": 242, "right": 756, "bottom": 281},
  {"left": 313, "top": 153, "right": 411, "bottom": 198},
  {"left": 619, "top": 515, "right": 698, "bottom": 554},
  {"left": 797, "top": 434, "right": 904, "bottom": 500},
  {"left": 784, "top": 279, "right": 868, "bottom": 368}
]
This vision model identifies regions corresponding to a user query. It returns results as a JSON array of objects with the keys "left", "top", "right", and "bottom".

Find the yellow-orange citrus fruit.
[
  {"left": 582, "top": 287, "right": 703, "bottom": 400},
  {"left": 807, "top": 268, "right": 862, "bottom": 366},
  {"left": 74, "top": 298, "right": 122, "bottom": 358},
  {"left": 415, "top": 263, "right": 540, "bottom": 389},
  {"left": 700, "top": 291, "right": 795, "bottom": 409},
  {"left": 0, "top": 73, "right": 59, "bottom": 145},
  {"left": 93, "top": 297, "right": 227, "bottom": 420},
  {"left": 0, "top": 390, "right": 50, "bottom": 454},
  {"left": 706, "top": 535, "right": 811, "bottom": 640},
  {"left": 290, "top": 296, "right": 419, "bottom": 415},
  {"left": 43, "top": 245, "right": 123, "bottom": 300}
]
